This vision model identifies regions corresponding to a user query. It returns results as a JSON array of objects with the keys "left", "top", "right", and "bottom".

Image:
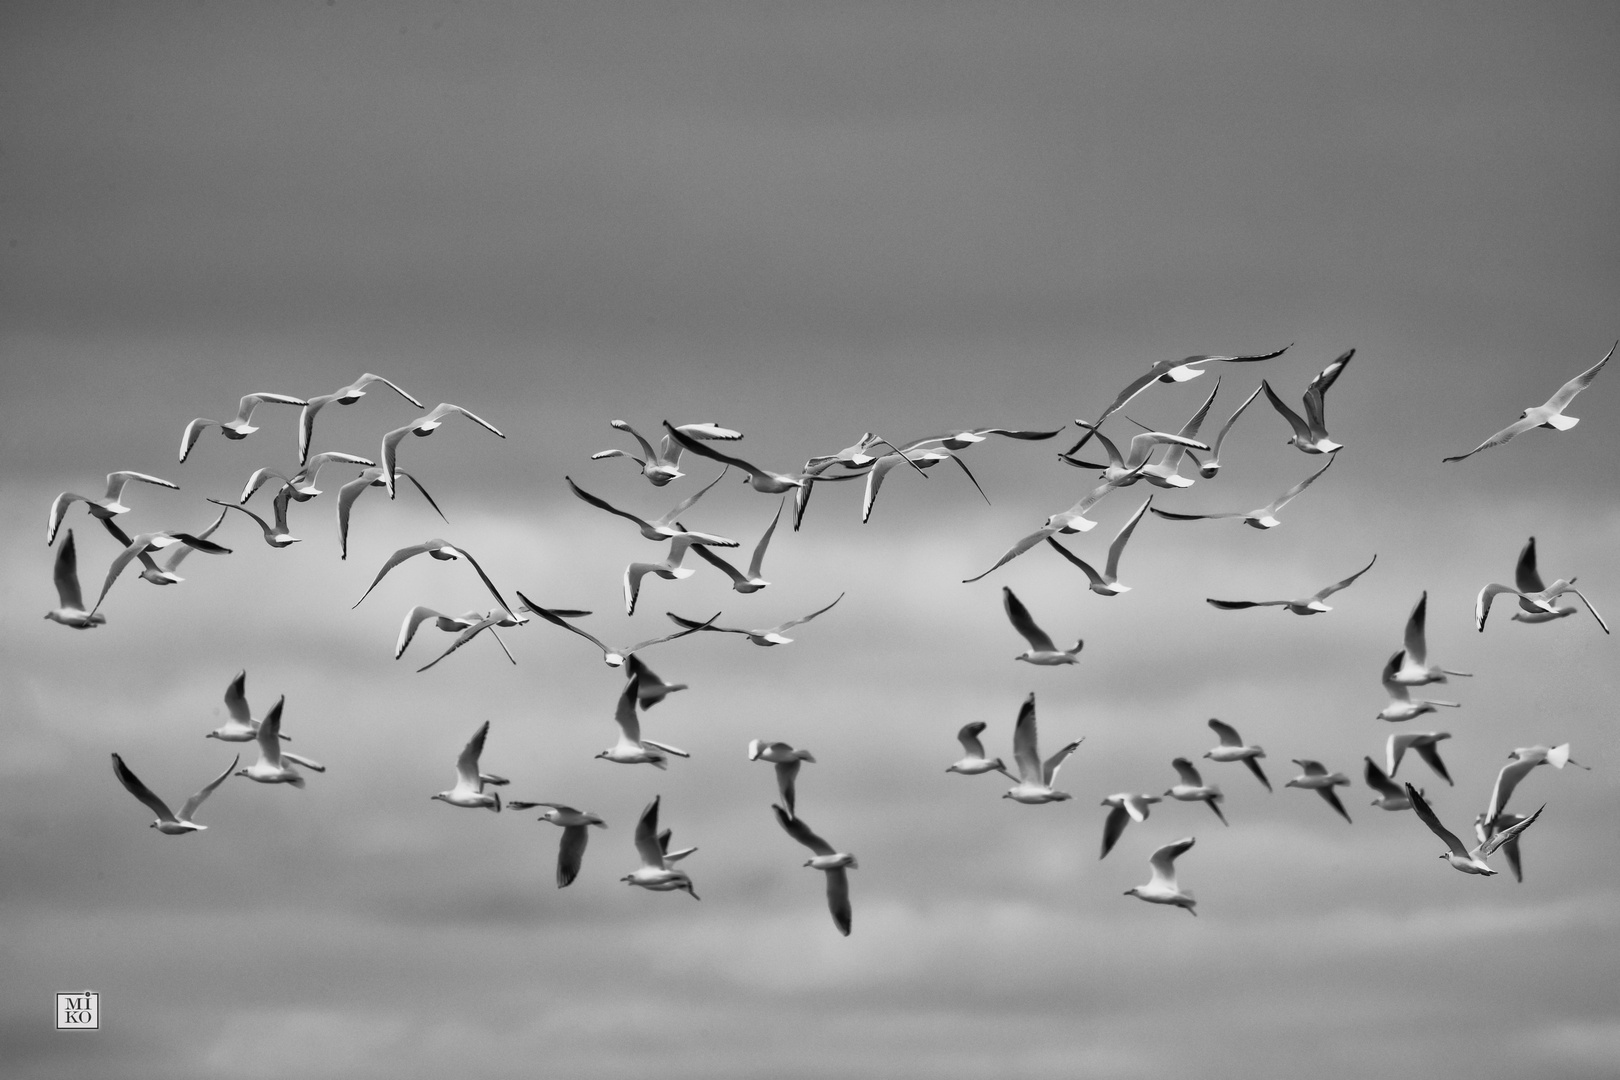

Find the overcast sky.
[{"left": 4, "top": 3, "right": 1619, "bottom": 1078}]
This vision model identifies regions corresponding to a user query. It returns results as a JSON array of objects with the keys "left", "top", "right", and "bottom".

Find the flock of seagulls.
[{"left": 47, "top": 342, "right": 1613, "bottom": 935}]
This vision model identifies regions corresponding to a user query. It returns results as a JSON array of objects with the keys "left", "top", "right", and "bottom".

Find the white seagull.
[
  {"left": 1205, "top": 553, "right": 1376, "bottom": 615},
  {"left": 296, "top": 373, "right": 423, "bottom": 466},
  {"left": 1002, "top": 587, "right": 1083, "bottom": 665},
  {"left": 395, "top": 606, "right": 517, "bottom": 665},
  {"left": 666, "top": 593, "right": 844, "bottom": 647},
  {"left": 566, "top": 472, "right": 738, "bottom": 548},
  {"left": 1043, "top": 496, "right": 1152, "bottom": 595},
  {"left": 748, "top": 740, "right": 816, "bottom": 817},
  {"left": 1203, "top": 719, "right": 1271, "bottom": 792},
  {"left": 1123, "top": 837, "right": 1199, "bottom": 915},
  {"left": 112, "top": 752, "right": 238, "bottom": 835},
  {"left": 335, "top": 465, "right": 447, "bottom": 560},
  {"left": 235, "top": 698, "right": 324, "bottom": 787},
  {"left": 624, "top": 534, "right": 701, "bottom": 617},
  {"left": 414, "top": 609, "right": 526, "bottom": 673},
  {"left": 240, "top": 451, "right": 376, "bottom": 503},
  {"left": 1390, "top": 592, "right": 1473, "bottom": 685},
  {"left": 179, "top": 392, "right": 307, "bottom": 462},
  {"left": 1002, "top": 693, "right": 1083, "bottom": 804},
  {"left": 207, "top": 671, "right": 292, "bottom": 743},
  {"left": 772, "top": 804, "right": 856, "bottom": 936},
  {"left": 99, "top": 506, "right": 230, "bottom": 588},
  {"left": 622, "top": 796, "right": 699, "bottom": 899},
  {"left": 353, "top": 538, "right": 514, "bottom": 614},
  {"left": 1285, "top": 759, "right": 1353, "bottom": 824},
  {"left": 1364, "top": 759, "right": 1417, "bottom": 811},
  {"left": 1377, "top": 650, "right": 1462, "bottom": 722},
  {"left": 1192, "top": 385, "right": 1265, "bottom": 479},
  {"left": 431, "top": 721, "right": 506, "bottom": 812},
  {"left": 1475, "top": 537, "right": 1608, "bottom": 633},
  {"left": 47, "top": 471, "right": 180, "bottom": 545},
  {"left": 1058, "top": 423, "right": 1208, "bottom": 486},
  {"left": 1118, "top": 377, "right": 1224, "bottom": 488},
  {"left": 1165, "top": 758, "right": 1227, "bottom": 825},
  {"left": 380, "top": 402, "right": 505, "bottom": 499},
  {"left": 1407, "top": 783, "right": 1543, "bottom": 876},
  {"left": 1443, "top": 341, "right": 1614, "bottom": 462},
  {"left": 591, "top": 419, "right": 742, "bottom": 487},
  {"left": 1099, "top": 793, "right": 1162, "bottom": 859},
  {"left": 1386, "top": 732, "right": 1453, "bottom": 786},
  {"left": 1484, "top": 744, "right": 1587, "bottom": 826},
  {"left": 505, "top": 802, "right": 607, "bottom": 888},
  {"left": 1151, "top": 456, "right": 1335, "bottom": 530},
  {"left": 662, "top": 421, "right": 866, "bottom": 495},
  {"left": 859, "top": 447, "right": 989, "bottom": 525},
  {"left": 1259, "top": 348, "right": 1355, "bottom": 454},
  {"left": 518, "top": 592, "right": 710, "bottom": 667},
  {"left": 946, "top": 721, "right": 1017, "bottom": 782},
  {"left": 597, "top": 676, "right": 689, "bottom": 768},
  {"left": 44, "top": 531, "right": 105, "bottom": 629},
  {"left": 689, "top": 499, "right": 782, "bottom": 594},
  {"left": 205, "top": 491, "right": 301, "bottom": 548},
  {"left": 1472, "top": 811, "right": 1532, "bottom": 883},
  {"left": 89, "top": 528, "right": 233, "bottom": 615},
  {"left": 962, "top": 468, "right": 1148, "bottom": 582}
]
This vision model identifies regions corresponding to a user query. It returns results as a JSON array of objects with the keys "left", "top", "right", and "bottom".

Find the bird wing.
[
  {"left": 1314, "top": 553, "right": 1377, "bottom": 600},
  {"left": 1442, "top": 416, "right": 1540, "bottom": 462},
  {"left": 1263, "top": 456, "right": 1335, "bottom": 515},
  {"left": 630, "top": 612, "right": 721, "bottom": 653},
  {"left": 633, "top": 798, "right": 664, "bottom": 867},
  {"left": 566, "top": 476, "right": 653, "bottom": 530},
  {"left": 179, "top": 755, "right": 240, "bottom": 821},
  {"left": 355, "top": 373, "right": 423, "bottom": 407},
  {"left": 1474, "top": 583, "right": 1523, "bottom": 632},
  {"left": 773, "top": 593, "right": 845, "bottom": 634},
  {"left": 1171, "top": 758, "right": 1203, "bottom": 786},
  {"left": 1318, "top": 785, "right": 1352, "bottom": 824},
  {"left": 352, "top": 541, "right": 437, "bottom": 608},
  {"left": 962, "top": 524, "right": 1059, "bottom": 583},
  {"left": 1103, "top": 497, "right": 1152, "bottom": 579},
  {"left": 556, "top": 825, "right": 590, "bottom": 888},
  {"left": 1478, "top": 804, "right": 1545, "bottom": 860},
  {"left": 422, "top": 402, "right": 506, "bottom": 438},
  {"left": 1100, "top": 803, "right": 1131, "bottom": 858},
  {"left": 1560, "top": 587, "right": 1610, "bottom": 634},
  {"left": 739, "top": 499, "right": 784, "bottom": 581},
  {"left": 824, "top": 867, "right": 853, "bottom": 936},
  {"left": 1206, "top": 384, "right": 1265, "bottom": 462},
  {"left": 1010, "top": 693, "right": 1041, "bottom": 782},
  {"left": 1386, "top": 733, "right": 1416, "bottom": 776},
  {"left": 1044, "top": 536, "right": 1107, "bottom": 589},
  {"left": 447, "top": 546, "right": 514, "bottom": 616},
  {"left": 1002, "top": 587, "right": 1056, "bottom": 652},
  {"left": 1543, "top": 342, "right": 1614, "bottom": 411},
  {"left": 1414, "top": 740, "right": 1453, "bottom": 785},
  {"left": 1515, "top": 537, "right": 1545, "bottom": 593},
  {"left": 663, "top": 422, "right": 771, "bottom": 478},
  {"left": 1405, "top": 784, "right": 1467, "bottom": 856},
  {"left": 1147, "top": 837, "right": 1195, "bottom": 889},
  {"left": 178, "top": 417, "right": 220, "bottom": 461},
  {"left": 1043, "top": 739, "right": 1083, "bottom": 785},
  {"left": 1302, "top": 349, "right": 1354, "bottom": 435},
  {"left": 91, "top": 535, "right": 160, "bottom": 613},
  {"left": 1149, "top": 507, "right": 1243, "bottom": 522},
  {"left": 772, "top": 803, "right": 836, "bottom": 856},
  {"left": 1205, "top": 599, "right": 1282, "bottom": 610},
  {"left": 111, "top": 753, "right": 177, "bottom": 822},
  {"left": 1243, "top": 757, "right": 1272, "bottom": 792},
  {"left": 164, "top": 507, "right": 231, "bottom": 572},
  {"left": 395, "top": 607, "right": 443, "bottom": 659},
  {"left": 609, "top": 676, "right": 644, "bottom": 743},
  {"left": 256, "top": 698, "right": 286, "bottom": 766},
  {"left": 956, "top": 721, "right": 989, "bottom": 757},
  {"left": 53, "top": 531, "right": 87, "bottom": 610},
  {"left": 456, "top": 722, "right": 490, "bottom": 788},
  {"left": 1260, "top": 379, "right": 1312, "bottom": 442},
  {"left": 416, "top": 612, "right": 509, "bottom": 672},
  {"left": 1207, "top": 718, "right": 1243, "bottom": 747},
  {"left": 224, "top": 670, "right": 252, "bottom": 723},
  {"left": 1485, "top": 755, "right": 1539, "bottom": 823},
  {"left": 1293, "top": 759, "right": 1328, "bottom": 776},
  {"left": 1403, "top": 592, "right": 1430, "bottom": 666},
  {"left": 1363, "top": 757, "right": 1404, "bottom": 800},
  {"left": 660, "top": 468, "right": 729, "bottom": 523}
]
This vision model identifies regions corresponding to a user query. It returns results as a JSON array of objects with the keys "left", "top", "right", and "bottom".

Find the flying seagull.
[
  {"left": 1259, "top": 348, "right": 1355, "bottom": 455},
  {"left": 1203, "top": 719, "right": 1271, "bottom": 792},
  {"left": 44, "top": 531, "right": 105, "bottom": 629},
  {"left": 1285, "top": 759, "right": 1354, "bottom": 824},
  {"left": 506, "top": 802, "right": 607, "bottom": 888},
  {"left": 380, "top": 403, "right": 505, "bottom": 499},
  {"left": 622, "top": 796, "right": 699, "bottom": 899},
  {"left": 1123, "top": 837, "right": 1198, "bottom": 915},
  {"left": 430, "top": 721, "right": 505, "bottom": 811},
  {"left": 296, "top": 373, "right": 422, "bottom": 466},
  {"left": 179, "top": 392, "right": 307, "bottom": 462},
  {"left": 772, "top": 804, "right": 856, "bottom": 936},
  {"left": 1150, "top": 456, "right": 1335, "bottom": 530},
  {"left": 47, "top": 471, "right": 179, "bottom": 546},
  {"left": 1443, "top": 342, "right": 1614, "bottom": 462},
  {"left": 1407, "top": 784, "right": 1542, "bottom": 876},
  {"left": 1099, "top": 793, "right": 1162, "bottom": 859},
  {"left": 1002, "top": 587, "right": 1083, "bottom": 665},
  {"left": 1002, "top": 693, "right": 1083, "bottom": 804},
  {"left": 591, "top": 419, "right": 742, "bottom": 487},
  {"left": 1205, "top": 553, "right": 1376, "bottom": 614},
  {"left": 748, "top": 740, "right": 816, "bottom": 817},
  {"left": 1475, "top": 537, "right": 1608, "bottom": 633},
  {"left": 111, "top": 752, "right": 238, "bottom": 835}
]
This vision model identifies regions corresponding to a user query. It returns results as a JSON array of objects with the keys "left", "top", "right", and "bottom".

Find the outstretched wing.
[
  {"left": 1404, "top": 784, "right": 1467, "bottom": 856},
  {"left": 178, "top": 755, "right": 240, "bottom": 821},
  {"left": 772, "top": 803, "right": 837, "bottom": 857},
  {"left": 1002, "top": 587, "right": 1056, "bottom": 652},
  {"left": 112, "top": 753, "right": 178, "bottom": 822}
]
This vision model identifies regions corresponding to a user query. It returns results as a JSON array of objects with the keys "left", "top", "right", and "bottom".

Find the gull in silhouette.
[
  {"left": 239, "top": 451, "right": 375, "bottom": 503},
  {"left": 591, "top": 419, "right": 742, "bottom": 486},
  {"left": 44, "top": 531, "right": 105, "bottom": 629},
  {"left": 1165, "top": 758, "right": 1226, "bottom": 824},
  {"left": 1206, "top": 554, "right": 1376, "bottom": 615},
  {"left": 773, "top": 804, "right": 856, "bottom": 936},
  {"left": 112, "top": 752, "right": 237, "bottom": 835},
  {"left": 1475, "top": 537, "right": 1608, "bottom": 633},
  {"left": 1364, "top": 758, "right": 1417, "bottom": 811},
  {"left": 748, "top": 740, "right": 816, "bottom": 817},
  {"left": 1151, "top": 457, "right": 1335, "bottom": 530},
  {"left": 622, "top": 796, "right": 699, "bottom": 899},
  {"left": 1407, "top": 783, "right": 1542, "bottom": 875},
  {"left": 518, "top": 592, "right": 711, "bottom": 667},
  {"left": 47, "top": 471, "right": 179, "bottom": 545},
  {"left": 1259, "top": 348, "right": 1355, "bottom": 454},
  {"left": 235, "top": 698, "right": 324, "bottom": 787},
  {"left": 1386, "top": 733, "right": 1453, "bottom": 786},
  {"left": 353, "top": 538, "right": 514, "bottom": 614},
  {"left": 567, "top": 472, "right": 738, "bottom": 548},
  {"left": 1203, "top": 719, "right": 1271, "bottom": 792},
  {"left": 207, "top": 671, "right": 291, "bottom": 743},
  {"left": 1377, "top": 650, "right": 1462, "bottom": 722},
  {"left": 1099, "top": 793, "right": 1162, "bottom": 859},
  {"left": 1444, "top": 341, "right": 1614, "bottom": 462},
  {"left": 179, "top": 392, "right": 307, "bottom": 462},
  {"left": 1123, "top": 837, "right": 1198, "bottom": 915},
  {"left": 335, "top": 465, "right": 447, "bottom": 560},
  {"left": 597, "top": 676, "right": 689, "bottom": 768},
  {"left": 431, "top": 721, "right": 505, "bottom": 811},
  {"left": 667, "top": 593, "right": 844, "bottom": 647},
  {"left": 946, "top": 721, "right": 1017, "bottom": 782},
  {"left": 1390, "top": 592, "right": 1473, "bottom": 685},
  {"left": 296, "top": 373, "right": 422, "bottom": 465},
  {"left": 1044, "top": 496, "right": 1152, "bottom": 595},
  {"left": 1286, "top": 759, "right": 1353, "bottom": 823},
  {"left": 1002, "top": 693, "right": 1083, "bottom": 804},
  {"left": 1065, "top": 344, "right": 1291, "bottom": 455},
  {"left": 380, "top": 403, "right": 505, "bottom": 498},
  {"left": 506, "top": 802, "right": 607, "bottom": 888},
  {"left": 689, "top": 500, "right": 782, "bottom": 594},
  {"left": 1002, "top": 587, "right": 1083, "bottom": 665}
]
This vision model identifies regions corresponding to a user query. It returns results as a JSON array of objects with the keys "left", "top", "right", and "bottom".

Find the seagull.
[
  {"left": 1473, "top": 811, "right": 1531, "bottom": 883},
  {"left": 1364, "top": 758, "right": 1417, "bottom": 811},
  {"left": 206, "top": 671, "right": 292, "bottom": 743},
  {"left": 352, "top": 538, "right": 515, "bottom": 614},
  {"left": 89, "top": 529, "right": 233, "bottom": 615},
  {"left": 1484, "top": 744, "right": 1587, "bottom": 826},
  {"left": 505, "top": 802, "right": 606, "bottom": 888},
  {"left": 1002, "top": 692, "right": 1083, "bottom": 804},
  {"left": 1150, "top": 456, "right": 1335, "bottom": 530},
  {"left": 517, "top": 592, "right": 712, "bottom": 667},
  {"left": 748, "top": 740, "right": 816, "bottom": 817},
  {"left": 235, "top": 698, "right": 324, "bottom": 787},
  {"left": 689, "top": 499, "right": 782, "bottom": 594},
  {"left": 395, "top": 606, "right": 516, "bottom": 664},
  {"left": 1117, "top": 377, "right": 1224, "bottom": 488},
  {"left": 111, "top": 752, "right": 237, "bottom": 835},
  {"left": 591, "top": 419, "right": 742, "bottom": 487},
  {"left": 962, "top": 468, "right": 1148, "bottom": 582},
  {"left": 1043, "top": 496, "right": 1152, "bottom": 595},
  {"left": 900, "top": 425, "right": 1068, "bottom": 453},
  {"left": 380, "top": 403, "right": 505, "bottom": 499},
  {"left": 1377, "top": 650, "right": 1462, "bottom": 722},
  {"left": 414, "top": 609, "right": 526, "bottom": 673},
  {"left": 1002, "top": 587, "right": 1083, "bottom": 665},
  {"left": 1099, "top": 793, "right": 1162, "bottom": 859},
  {"left": 1443, "top": 341, "right": 1615, "bottom": 462},
  {"left": 296, "top": 373, "right": 423, "bottom": 466},
  {"left": 624, "top": 654, "right": 687, "bottom": 709},
  {"left": 205, "top": 490, "right": 301, "bottom": 548},
  {"left": 1285, "top": 759, "right": 1353, "bottom": 823},
  {"left": 431, "top": 721, "right": 505, "bottom": 811},
  {"left": 1065, "top": 344, "right": 1291, "bottom": 455},
  {"left": 47, "top": 471, "right": 180, "bottom": 545},
  {"left": 1165, "top": 758, "right": 1227, "bottom": 824},
  {"left": 597, "top": 676, "right": 689, "bottom": 768},
  {"left": 803, "top": 431, "right": 920, "bottom": 471},
  {"left": 1190, "top": 385, "right": 1265, "bottom": 479},
  {"left": 624, "top": 534, "right": 701, "bottom": 617},
  {"left": 1058, "top": 423, "right": 1208, "bottom": 487},
  {"left": 1202, "top": 719, "right": 1271, "bottom": 792},
  {"left": 98, "top": 505, "right": 231, "bottom": 589},
  {"left": 1259, "top": 348, "right": 1354, "bottom": 454},
  {"left": 772, "top": 804, "right": 856, "bottom": 936},
  {"left": 666, "top": 593, "right": 844, "bottom": 647},
  {"left": 335, "top": 465, "right": 447, "bottom": 560},
  {"left": 1407, "top": 783, "right": 1543, "bottom": 875},
  {"left": 239, "top": 451, "right": 376, "bottom": 503},
  {"left": 1205, "top": 553, "right": 1377, "bottom": 614},
  {"left": 1390, "top": 592, "right": 1473, "bottom": 685},
  {"left": 1123, "top": 837, "right": 1198, "bottom": 915},
  {"left": 622, "top": 796, "right": 699, "bottom": 898},
  {"left": 1386, "top": 732, "right": 1453, "bottom": 786},
  {"left": 179, "top": 392, "right": 307, "bottom": 462},
  {"left": 946, "top": 721, "right": 1017, "bottom": 782},
  {"left": 566, "top": 472, "right": 738, "bottom": 548},
  {"left": 44, "top": 531, "right": 105, "bottom": 629},
  {"left": 1475, "top": 537, "right": 1608, "bottom": 633},
  {"left": 662, "top": 421, "right": 865, "bottom": 495},
  {"left": 859, "top": 447, "right": 989, "bottom": 524}
]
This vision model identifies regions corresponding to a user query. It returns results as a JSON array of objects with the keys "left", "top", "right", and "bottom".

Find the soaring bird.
[
  {"left": 1002, "top": 693, "right": 1083, "bottom": 804},
  {"left": 622, "top": 796, "right": 699, "bottom": 899},
  {"left": 431, "top": 721, "right": 506, "bottom": 811},
  {"left": 335, "top": 465, "right": 447, "bottom": 560},
  {"left": 1002, "top": 587, "right": 1083, "bottom": 665},
  {"left": 666, "top": 594, "right": 844, "bottom": 647},
  {"left": 519, "top": 593, "right": 711, "bottom": 668},
  {"left": 352, "top": 538, "right": 514, "bottom": 615},
  {"left": 1364, "top": 758, "right": 1416, "bottom": 811},
  {"left": 178, "top": 392, "right": 307, "bottom": 462},
  {"left": 1386, "top": 733, "right": 1453, "bottom": 786},
  {"left": 567, "top": 471, "right": 739, "bottom": 548},
  {"left": 1475, "top": 537, "right": 1608, "bottom": 633},
  {"left": 591, "top": 419, "right": 742, "bottom": 487},
  {"left": 47, "top": 471, "right": 179, "bottom": 545},
  {"left": 1205, "top": 554, "right": 1377, "bottom": 615},
  {"left": 1151, "top": 457, "right": 1335, "bottom": 530},
  {"left": 1202, "top": 719, "right": 1271, "bottom": 792},
  {"left": 413, "top": 609, "right": 525, "bottom": 673},
  {"left": 206, "top": 671, "right": 292, "bottom": 743},
  {"left": 748, "top": 740, "right": 816, "bottom": 817},
  {"left": 1043, "top": 496, "right": 1153, "bottom": 596},
  {"left": 380, "top": 403, "right": 505, "bottom": 498},
  {"left": 596, "top": 676, "right": 689, "bottom": 768},
  {"left": 772, "top": 804, "right": 856, "bottom": 936},
  {"left": 206, "top": 491, "right": 302, "bottom": 548},
  {"left": 1443, "top": 342, "right": 1614, "bottom": 462},
  {"left": 506, "top": 802, "right": 607, "bottom": 888},
  {"left": 1259, "top": 348, "right": 1355, "bottom": 454},
  {"left": 239, "top": 451, "right": 375, "bottom": 503},
  {"left": 1484, "top": 744, "right": 1587, "bottom": 827},
  {"left": 296, "top": 373, "right": 422, "bottom": 465},
  {"left": 962, "top": 468, "right": 1147, "bottom": 582},
  {"left": 1058, "top": 424, "right": 1208, "bottom": 486},
  {"left": 1123, "top": 837, "right": 1199, "bottom": 915},
  {"left": 689, "top": 499, "right": 782, "bottom": 594},
  {"left": 1407, "top": 784, "right": 1542, "bottom": 876},
  {"left": 1116, "top": 377, "right": 1224, "bottom": 488},
  {"left": 43, "top": 531, "right": 105, "bottom": 629},
  {"left": 235, "top": 698, "right": 324, "bottom": 787},
  {"left": 1389, "top": 592, "right": 1472, "bottom": 685},
  {"left": 1165, "top": 758, "right": 1226, "bottom": 825},
  {"left": 89, "top": 529, "right": 233, "bottom": 616},
  {"left": 395, "top": 606, "right": 517, "bottom": 666},
  {"left": 111, "top": 752, "right": 238, "bottom": 835},
  {"left": 1285, "top": 759, "right": 1353, "bottom": 824},
  {"left": 946, "top": 721, "right": 1017, "bottom": 782}
]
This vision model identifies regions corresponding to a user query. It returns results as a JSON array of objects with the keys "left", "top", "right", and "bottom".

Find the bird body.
[
  {"left": 1407, "top": 784, "right": 1543, "bottom": 875},
  {"left": 748, "top": 740, "right": 816, "bottom": 817},
  {"left": 1206, "top": 553, "right": 1376, "bottom": 614},
  {"left": 1443, "top": 342, "right": 1614, "bottom": 462},
  {"left": 235, "top": 698, "right": 324, "bottom": 787},
  {"left": 1002, "top": 693, "right": 1082, "bottom": 803},
  {"left": 432, "top": 721, "right": 504, "bottom": 811},
  {"left": 1165, "top": 758, "right": 1227, "bottom": 824},
  {"left": 1285, "top": 759, "right": 1353, "bottom": 823},
  {"left": 1259, "top": 348, "right": 1354, "bottom": 454},
  {"left": 112, "top": 752, "right": 238, "bottom": 834},
  {"left": 1203, "top": 719, "right": 1271, "bottom": 791},
  {"left": 44, "top": 531, "right": 105, "bottom": 629},
  {"left": 772, "top": 804, "right": 855, "bottom": 935},
  {"left": 622, "top": 796, "right": 699, "bottom": 898},
  {"left": 1124, "top": 837, "right": 1198, "bottom": 914},
  {"left": 508, "top": 802, "right": 606, "bottom": 888},
  {"left": 946, "top": 721, "right": 1016, "bottom": 781}
]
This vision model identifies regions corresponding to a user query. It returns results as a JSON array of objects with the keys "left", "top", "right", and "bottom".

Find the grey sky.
[{"left": 4, "top": 3, "right": 1619, "bottom": 1078}]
